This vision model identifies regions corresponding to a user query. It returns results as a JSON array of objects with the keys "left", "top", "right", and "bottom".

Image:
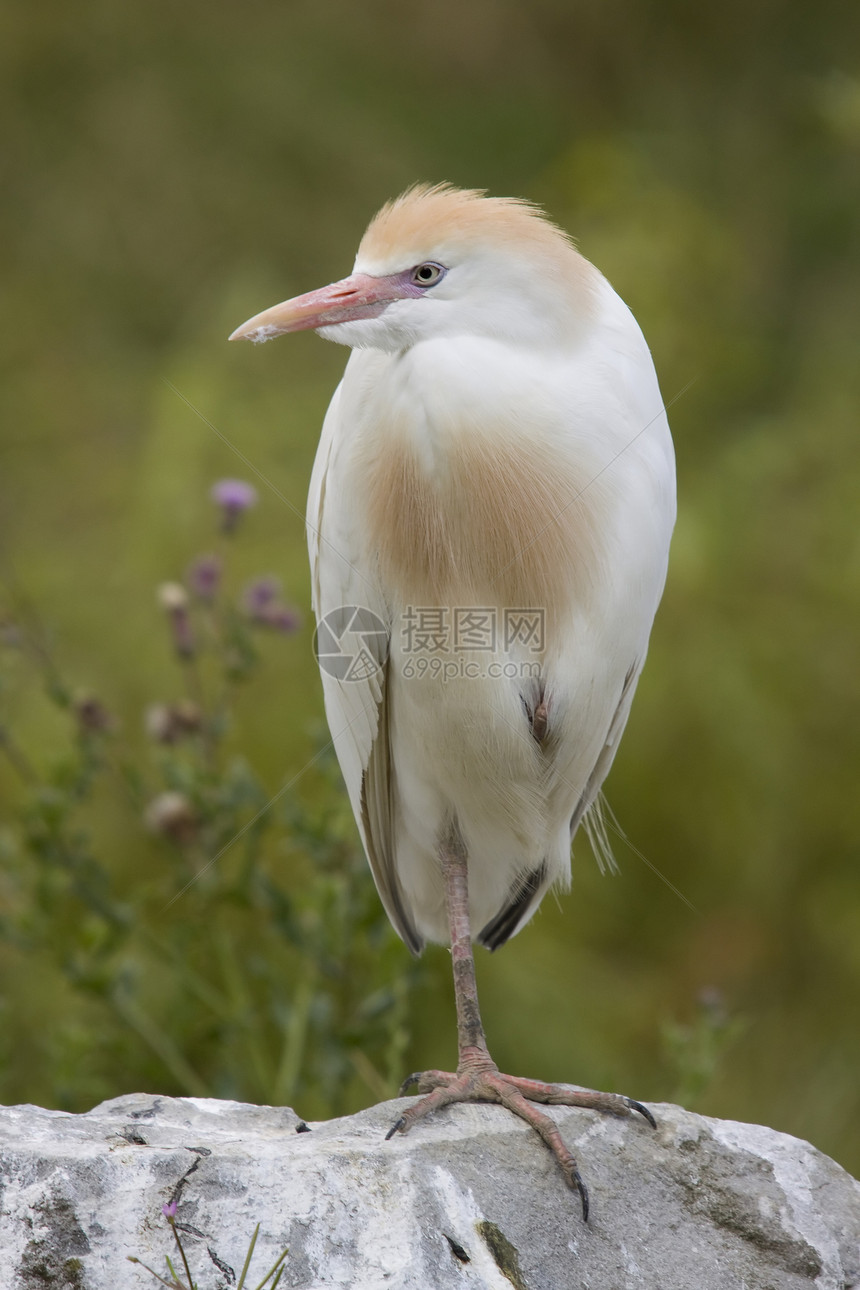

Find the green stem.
[
  {"left": 236, "top": 1222, "right": 259, "bottom": 1290},
  {"left": 126, "top": 1255, "right": 183, "bottom": 1289},
  {"left": 253, "top": 1247, "right": 289, "bottom": 1290},
  {"left": 169, "top": 1218, "right": 196, "bottom": 1290},
  {"left": 272, "top": 973, "right": 315, "bottom": 1107},
  {"left": 0, "top": 728, "right": 38, "bottom": 783}
]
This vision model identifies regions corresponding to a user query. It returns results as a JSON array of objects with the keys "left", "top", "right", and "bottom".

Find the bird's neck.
[{"left": 348, "top": 350, "right": 610, "bottom": 623}]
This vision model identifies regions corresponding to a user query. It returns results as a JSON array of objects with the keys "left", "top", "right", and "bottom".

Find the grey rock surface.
[{"left": 0, "top": 1091, "right": 857, "bottom": 1289}]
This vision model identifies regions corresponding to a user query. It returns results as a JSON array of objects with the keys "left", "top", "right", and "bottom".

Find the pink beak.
[{"left": 228, "top": 272, "right": 410, "bottom": 343}]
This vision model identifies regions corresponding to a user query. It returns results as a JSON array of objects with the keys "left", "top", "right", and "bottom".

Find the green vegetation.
[
  {"left": 2, "top": 1, "right": 859, "bottom": 1173},
  {"left": 130, "top": 1208, "right": 289, "bottom": 1290},
  {"left": 0, "top": 490, "right": 414, "bottom": 1116}
]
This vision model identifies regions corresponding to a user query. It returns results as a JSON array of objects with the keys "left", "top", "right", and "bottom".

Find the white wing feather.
[{"left": 307, "top": 382, "right": 423, "bottom": 952}]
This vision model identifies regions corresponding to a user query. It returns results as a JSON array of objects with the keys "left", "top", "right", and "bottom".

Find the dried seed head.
[
  {"left": 72, "top": 694, "right": 113, "bottom": 734},
  {"left": 157, "top": 582, "right": 189, "bottom": 612},
  {"left": 145, "top": 701, "right": 203, "bottom": 744},
  {"left": 144, "top": 791, "right": 197, "bottom": 844}
]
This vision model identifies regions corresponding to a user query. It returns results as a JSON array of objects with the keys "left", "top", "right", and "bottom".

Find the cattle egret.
[{"left": 230, "top": 185, "right": 676, "bottom": 1217}]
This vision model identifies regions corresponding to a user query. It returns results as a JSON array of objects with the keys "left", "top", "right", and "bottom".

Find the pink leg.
[{"left": 386, "top": 828, "right": 655, "bottom": 1220}]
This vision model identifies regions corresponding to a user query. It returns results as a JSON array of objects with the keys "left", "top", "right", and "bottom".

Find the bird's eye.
[{"left": 411, "top": 262, "right": 446, "bottom": 288}]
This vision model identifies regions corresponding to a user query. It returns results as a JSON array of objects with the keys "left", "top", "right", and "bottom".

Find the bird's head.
[{"left": 229, "top": 185, "right": 597, "bottom": 354}]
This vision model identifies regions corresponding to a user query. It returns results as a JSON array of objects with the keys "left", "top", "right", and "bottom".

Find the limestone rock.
[{"left": 0, "top": 1091, "right": 857, "bottom": 1289}]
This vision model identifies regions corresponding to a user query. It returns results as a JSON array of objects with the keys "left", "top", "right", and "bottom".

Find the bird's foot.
[{"left": 387, "top": 1065, "right": 655, "bottom": 1220}]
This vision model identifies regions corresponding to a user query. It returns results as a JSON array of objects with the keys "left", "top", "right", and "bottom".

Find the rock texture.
[{"left": 0, "top": 1091, "right": 857, "bottom": 1289}]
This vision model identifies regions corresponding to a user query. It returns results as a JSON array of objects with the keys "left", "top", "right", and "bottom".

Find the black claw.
[
  {"left": 627, "top": 1098, "right": 657, "bottom": 1129},
  {"left": 398, "top": 1072, "right": 423, "bottom": 1095},
  {"left": 385, "top": 1116, "right": 406, "bottom": 1141},
  {"left": 574, "top": 1171, "right": 589, "bottom": 1223},
  {"left": 562, "top": 1164, "right": 589, "bottom": 1221}
]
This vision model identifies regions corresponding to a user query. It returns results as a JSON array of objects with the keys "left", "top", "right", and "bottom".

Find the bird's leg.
[
  {"left": 442, "top": 824, "right": 495, "bottom": 1073},
  {"left": 386, "top": 825, "right": 655, "bottom": 1219}
]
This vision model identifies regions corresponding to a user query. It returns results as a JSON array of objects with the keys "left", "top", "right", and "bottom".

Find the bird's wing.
[
  {"left": 307, "top": 385, "right": 423, "bottom": 955},
  {"left": 477, "top": 662, "right": 642, "bottom": 952}
]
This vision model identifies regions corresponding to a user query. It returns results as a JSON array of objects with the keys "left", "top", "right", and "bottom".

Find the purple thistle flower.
[
  {"left": 241, "top": 577, "right": 302, "bottom": 635},
  {"left": 212, "top": 479, "right": 258, "bottom": 533},
  {"left": 242, "top": 576, "right": 281, "bottom": 616},
  {"left": 186, "top": 553, "right": 222, "bottom": 601},
  {"left": 259, "top": 604, "right": 302, "bottom": 634}
]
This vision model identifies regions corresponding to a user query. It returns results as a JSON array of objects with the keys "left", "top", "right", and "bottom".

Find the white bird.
[{"left": 230, "top": 184, "right": 675, "bottom": 1217}]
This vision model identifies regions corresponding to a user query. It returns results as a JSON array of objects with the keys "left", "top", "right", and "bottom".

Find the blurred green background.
[{"left": 2, "top": 0, "right": 859, "bottom": 1177}]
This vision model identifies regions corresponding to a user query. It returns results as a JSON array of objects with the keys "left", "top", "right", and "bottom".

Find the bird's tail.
[{"left": 582, "top": 792, "right": 621, "bottom": 876}]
